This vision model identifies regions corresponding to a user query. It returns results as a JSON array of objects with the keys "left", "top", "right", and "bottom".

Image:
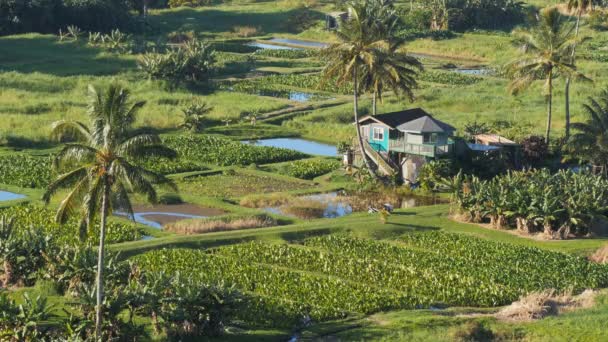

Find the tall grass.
[{"left": 164, "top": 213, "right": 277, "bottom": 234}]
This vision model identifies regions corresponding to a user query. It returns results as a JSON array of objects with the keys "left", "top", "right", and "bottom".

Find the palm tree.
[
  {"left": 361, "top": 42, "right": 423, "bottom": 116},
  {"left": 322, "top": 0, "right": 416, "bottom": 174},
  {"left": 43, "top": 84, "right": 176, "bottom": 339},
  {"left": 564, "top": 0, "right": 598, "bottom": 139},
  {"left": 506, "top": 8, "right": 588, "bottom": 144},
  {"left": 568, "top": 88, "right": 608, "bottom": 176}
]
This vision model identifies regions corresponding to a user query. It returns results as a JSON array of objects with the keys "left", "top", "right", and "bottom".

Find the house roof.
[
  {"left": 474, "top": 134, "right": 518, "bottom": 146},
  {"left": 358, "top": 108, "right": 456, "bottom": 134}
]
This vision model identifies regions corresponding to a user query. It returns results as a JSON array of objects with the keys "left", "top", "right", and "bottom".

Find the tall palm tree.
[
  {"left": 322, "top": 0, "right": 418, "bottom": 175},
  {"left": 361, "top": 42, "right": 423, "bottom": 116},
  {"left": 506, "top": 8, "right": 587, "bottom": 144},
  {"left": 43, "top": 84, "right": 176, "bottom": 339},
  {"left": 358, "top": 1, "right": 423, "bottom": 115},
  {"left": 564, "top": 0, "right": 598, "bottom": 139},
  {"left": 321, "top": 1, "right": 385, "bottom": 174},
  {"left": 568, "top": 88, "right": 608, "bottom": 176}
]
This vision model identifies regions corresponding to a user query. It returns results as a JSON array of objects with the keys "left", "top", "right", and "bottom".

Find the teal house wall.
[{"left": 367, "top": 124, "right": 389, "bottom": 152}]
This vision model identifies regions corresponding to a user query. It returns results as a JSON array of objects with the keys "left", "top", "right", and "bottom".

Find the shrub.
[
  {"left": 417, "top": 159, "right": 454, "bottom": 191},
  {"left": 232, "top": 26, "right": 261, "bottom": 37},
  {"left": 521, "top": 135, "right": 548, "bottom": 166},
  {"left": 158, "top": 193, "right": 183, "bottom": 204},
  {"left": 138, "top": 39, "right": 215, "bottom": 86},
  {"left": 284, "top": 8, "right": 318, "bottom": 33},
  {"left": 167, "top": 30, "right": 195, "bottom": 44}
]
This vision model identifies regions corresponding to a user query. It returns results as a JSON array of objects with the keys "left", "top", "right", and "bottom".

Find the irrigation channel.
[
  {"left": 0, "top": 191, "right": 26, "bottom": 201},
  {"left": 241, "top": 138, "right": 338, "bottom": 156}
]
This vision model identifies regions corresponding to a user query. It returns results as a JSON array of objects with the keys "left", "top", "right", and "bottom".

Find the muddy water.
[{"left": 266, "top": 191, "right": 446, "bottom": 219}]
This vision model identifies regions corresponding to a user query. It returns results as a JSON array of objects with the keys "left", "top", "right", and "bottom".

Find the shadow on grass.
[
  {"left": 150, "top": 8, "right": 325, "bottom": 37},
  {"left": 0, "top": 35, "right": 135, "bottom": 76}
]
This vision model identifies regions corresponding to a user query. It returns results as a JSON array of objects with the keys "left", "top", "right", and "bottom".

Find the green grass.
[
  {"left": 111, "top": 204, "right": 608, "bottom": 258},
  {"left": 175, "top": 169, "right": 316, "bottom": 199}
]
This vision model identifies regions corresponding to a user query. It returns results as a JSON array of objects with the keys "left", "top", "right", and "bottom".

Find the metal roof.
[
  {"left": 358, "top": 108, "right": 456, "bottom": 133},
  {"left": 474, "top": 134, "right": 518, "bottom": 146}
]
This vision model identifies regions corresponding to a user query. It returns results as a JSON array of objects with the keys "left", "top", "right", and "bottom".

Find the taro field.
[{"left": 134, "top": 231, "right": 608, "bottom": 327}]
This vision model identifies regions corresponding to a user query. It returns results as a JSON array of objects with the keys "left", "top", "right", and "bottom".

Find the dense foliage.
[
  {"left": 0, "top": 205, "right": 143, "bottom": 245},
  {"left": 164, "top": 135, "right": 307, "bottom": 166},
  {"left": 0, "top": 0, "right": 132, "bottom": 35},
  {"left": 281, "top": 158, "right": 341, "bottom": 179},
  {"left": 0, "top": 154, "right": 52, "bottom": 188},
  {"left": 447, "top": 169, "right": 608, "bottom": 238},
  {"left": 398, "top": 0, "right": 525, "bottom": 31},
  {"left": 138, "top": 40, "right": 216, "bottom": 86},
  {"left": 134, "top": 233, "right": 608, "bottom": 326}
]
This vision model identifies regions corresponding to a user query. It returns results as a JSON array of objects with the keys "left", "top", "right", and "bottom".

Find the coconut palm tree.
[
  {"left": 43, "top": 84, "right": 176, "bottom": 339},
  {"left": 506, "top": 8, "right": 588, "bottom": 144},
  {"left": 322, "top": 0, "right": 412, "bottom": 175},
  {"left": 568, "top": 88, "right": 608, "bottom": 176},
  {"left": 361, "top": 42, "right": 423, "bottom": 116},
  {"left": 564, "top": 0, "right": 599, "bottom": 139}
]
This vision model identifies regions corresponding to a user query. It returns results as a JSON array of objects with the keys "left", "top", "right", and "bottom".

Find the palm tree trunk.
[
  {"left": 565, "top": 11, "right": 582, "bottom": 140},
  {"left": 95, "top": 184, "right": 109, "bottom": 341},
  {"left": 372, "top": 91, "right": 377, "bottom": 116},
  {"left": 353, "top": 68, "right": 375, "bottom": 177},
  {"left": 545, "top": 71, "right": 553, "bottom": 144},
  {"left": 2, "top": 260, "right": 12, "bottom": 287}
]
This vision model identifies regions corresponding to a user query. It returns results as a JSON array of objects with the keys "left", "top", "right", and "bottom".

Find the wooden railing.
[
  {"left": 389, "top": 139, "right": 453, "bottom": 158},
  {"left": 361, "top": 140, "right": 398, "bottom": 176}
]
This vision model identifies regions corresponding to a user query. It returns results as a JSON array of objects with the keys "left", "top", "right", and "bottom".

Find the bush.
[
  {"left": 521, "top": 135, "right": 548, "bottom": 166},
  {"left": 159, "top": 193, "right": 183, "bottom": 204},
  {"left": 138, "top": 39, "right": 215, "bottom": 86},
  {"left": 417, "top": 159, "right": 454, "bottom": 191},
  {"left": 232, "top": 26, "right": 261, "bottom": 37}
]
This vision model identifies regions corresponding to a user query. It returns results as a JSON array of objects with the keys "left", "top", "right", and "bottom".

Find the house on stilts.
[{"left": 354, "top": 108, "right": 456, "bottom": 183}]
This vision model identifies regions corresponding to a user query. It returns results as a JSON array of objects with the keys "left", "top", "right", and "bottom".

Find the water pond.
[
  {"left": 114, "top": 204, "right": 224, "bottom": 230},
  {"left": 267, "top": 38, "right": 328, "bottom": 49},
  {"left": 452, "top": 68, "right": 491, "bottom": 76},
  {"left": 246, "top": 42, "right": 298, "bottom": 50},
  {"left": 265, "top": 191, "right": 446, "bottom": 219},
  {"left": 0, "top": 191, "right": 26, "bottom": 201},
  {"left": 256, "top": 89, "right": 320, "bottom": 102},
  {"left": 242, "top": 138, "right": 337, "bottom": 156}
]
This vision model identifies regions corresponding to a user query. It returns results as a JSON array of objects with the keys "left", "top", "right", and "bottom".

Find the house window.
[
  {"left": 423, "top": 133, "right": 438, "bottom": 144},
  {"left": 373, "top": 127, "right": 384, "bottom": 141}
]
